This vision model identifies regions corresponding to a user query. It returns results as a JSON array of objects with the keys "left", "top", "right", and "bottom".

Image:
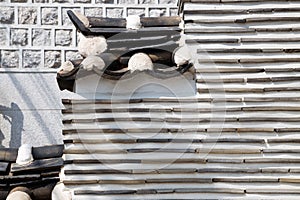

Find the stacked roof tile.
[
  {"left": 0, "top": 145, "right": 63, "bottom": 200},
  {"left": 59, "top": 0, "right": 300, "bottom": 199}
]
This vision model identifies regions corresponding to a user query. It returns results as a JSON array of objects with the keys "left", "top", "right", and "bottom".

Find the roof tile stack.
[
  {"left": 182, "top": 0, "right": 300, "bottom": 198},
  {"left": 0, "top": 145, "right": 63, "bottom": 200},
  {"left": 60, "top": 0, "right": 300, "bottom": 199}
]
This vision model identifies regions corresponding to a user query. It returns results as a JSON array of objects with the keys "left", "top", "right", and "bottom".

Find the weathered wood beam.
[
  {"left": 1, "top": 174, "right": 40, "bottom": 184},
  {"left": 109, "top": 40, "right": 179, "bottom": 54},
  {"left": 0, "top": 162, "right": 9, "bottom": 174},
  {"left": 0, "top": 149, "right": 18, "bottom": 162},
  {"left": 32, "top": 145, "right": 64, "bottom": 160},
  {"left": 68, "top": 10, "right": 182, "bottom": 37},
  {"left": 107, "top": 35, "right": 180, "bottom": 50},
  {"left": 141, "top": 16, "right": 181, "bottom": 27},
  {"left": 11, "top": 158, "right": 63, "bottom": 174},
  {"left": 88, "top": 17, "right": 126, "bottom": 28},
  {"left": 31, "top": 182, "right": 57, "bottom": 200},
  {"left": 67, "top": 10, "right": 90, "bottom": 35},
  {"left": 87, "top": 15, "right": 181, "bottom": 28},
  {"left": 88, "top": 27, "right": 181, "bottom": 38}
]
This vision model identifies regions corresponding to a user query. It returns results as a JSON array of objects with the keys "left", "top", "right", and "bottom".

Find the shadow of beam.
[
  {"left": 7, "top": 74, "right": 59, "bottom": 145},
  {"left": 0, "top": 103, "right": 23, "bottom": 148}
]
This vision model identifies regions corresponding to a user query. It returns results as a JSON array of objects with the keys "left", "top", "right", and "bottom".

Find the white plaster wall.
[
  {"left": 75, "top": 72, "right": 196, "bottom": 99},
  {"left": 0, "top": 70, "right": 75, "bottom": 147}
]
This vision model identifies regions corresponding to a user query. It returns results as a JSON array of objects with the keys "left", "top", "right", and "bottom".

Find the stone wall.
[{"left": 0, "top": 0, "right": 178, "bottom": 68}]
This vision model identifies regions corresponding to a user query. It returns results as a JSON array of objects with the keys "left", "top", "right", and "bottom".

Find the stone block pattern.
[{"left": 0, "top": 1, "right": 178, "bottom": 68}]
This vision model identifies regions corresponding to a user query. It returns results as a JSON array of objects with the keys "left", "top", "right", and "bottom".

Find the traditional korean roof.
[
  {"left": 67, "top": 10, "right": 182, "bottom": 38},
  {"left": 60, "top": 0, "right": 300, "bottom": 199},
  {"left": 0, "top": 145, "right": 63, "bottom": 199},
  {"left": 57, "top": 11, "right": 194, "bottom": 92}
]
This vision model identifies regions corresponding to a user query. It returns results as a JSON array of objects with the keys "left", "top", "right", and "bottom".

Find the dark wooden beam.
[
  {"left": 0, "top": 162, "right": 9, "bottom": 174},
  {"left": 67, "top": 10, "right": 90, "bottom": 35},
  {"left": 88, "top": 16, "right": 181, "bottom": 28},
  {"left": 109, "top": 40, "right": 179, "bottom": 53},
  {"left": 11, "top": 158, "right": 63, "bottom": 174},
  {"left": 32, "top": 145, "right": 64, "bottom": 160},
  {"left": 56, "top": 77, "right": 75, "bottom": 92},
  {"left": 85, "top": 14, "right": 181, "bottom": 28},
  {"left": 56, "top": 62, "right": 80, "bottom": 92},
  {"left": 141, "top": 16, "right": 181, "bottom": 27},
  {"left": 31, "top": 181, "right": 57, "bottom": 200},
  {"left": 0, "top": 190, "right": 9, "bottom": 200},
  {"left": 0, "top": 149, "right": 18, "bottom": 162},
  {"left": 108, "top": 35, "right": 168, "bottom": 48},
  {"left": 67, "top": 9, "right": 182, "bottom": 38},
  {"left": 88, "top": 17, "right": 126, "bottom": 28},
  {"left": 74, "top": 190, "right": 136, "bottom": 195},
  {"left": 107, "top": 35, "right": 180, "bottom": 50},
  {"left": 88, "top": 26, "right": 181, "bottom": 38}
]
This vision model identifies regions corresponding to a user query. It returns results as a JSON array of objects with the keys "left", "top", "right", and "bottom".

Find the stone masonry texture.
[
  {"left": 0, "top": 0, "right": 178, "bottom": 68},
  {"left": 23, "top": 50, "right": 41, "bottom": 68},
  {"left": 19, "top": 7, "right": 37, "bottom": 24}
]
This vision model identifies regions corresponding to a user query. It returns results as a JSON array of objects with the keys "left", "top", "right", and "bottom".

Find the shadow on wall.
[
  {"left": 0, "top": 103, "right": 23, "bottom": 148},
  {"left": 7, "top": 73, "right": 62, "bottom": 146}
]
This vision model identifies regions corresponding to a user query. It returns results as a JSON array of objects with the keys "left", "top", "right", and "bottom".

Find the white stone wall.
[{"left": 0, "top": 0, "right": 178, "bottom": 68}]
